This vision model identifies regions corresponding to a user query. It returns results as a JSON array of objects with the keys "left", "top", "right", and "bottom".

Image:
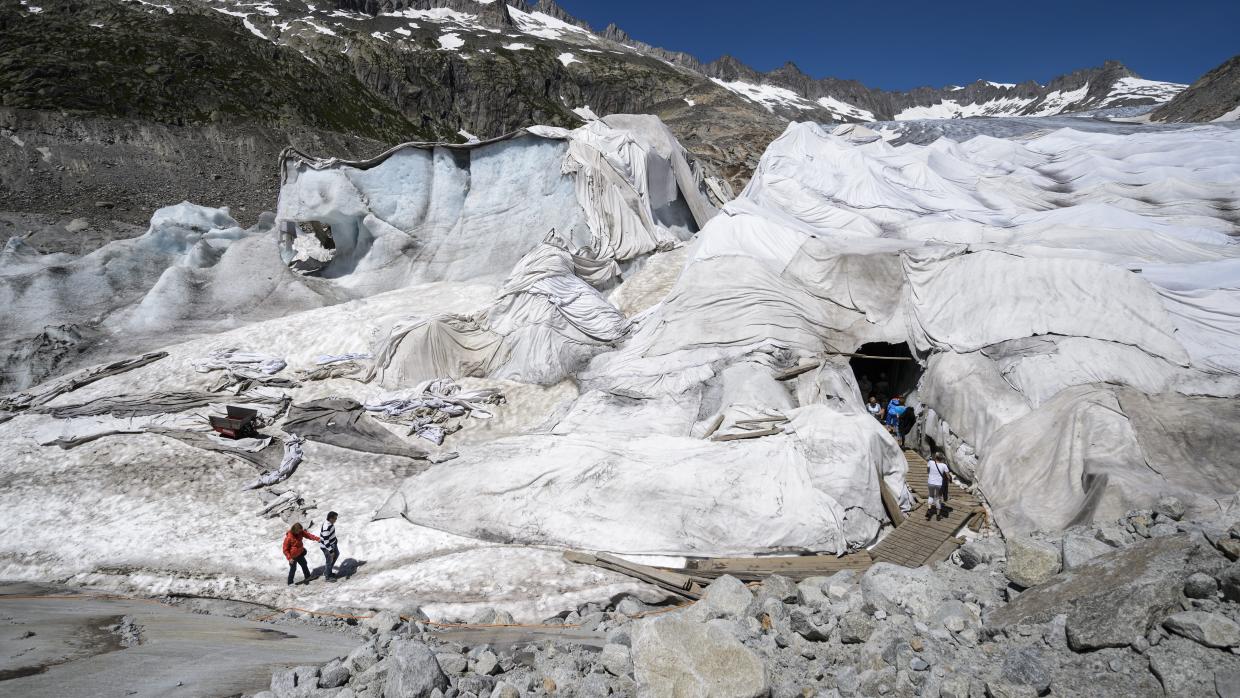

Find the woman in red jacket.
[{"left": 283, "top": 522, "right": 320, "bottom": 585}]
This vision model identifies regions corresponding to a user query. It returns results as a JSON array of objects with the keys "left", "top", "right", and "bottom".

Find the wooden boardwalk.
[{"left": 569, "top": 450, "right": 983, "bottom": 593}]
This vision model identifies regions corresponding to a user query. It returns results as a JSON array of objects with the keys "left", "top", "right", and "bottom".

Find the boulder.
[
  {"left": 600, "top": 643, "right": 631, "bottom": 677},
  {"left": 1223, "top": 564, "right": 1240, "bottom": 602},
  {"left": 632, "top": 614, "right": 767, "bottom": 698},
  {"left": 271, "top": 666, "right": 320, "bottom": 698},
  {"left": 1217, "top": 669, "right": 1240, "bottom": 698},
  {"left": 837, "top": 611, "right": 874, "bottom": 644},
  {"left": 1163, "top": 611, "right": 1240, "bottom": 648},
  {"left": 435, "top": 652, "right": 467, "bottom": 675},
  {"left": 1184, "top": 572, "right": 1218, "bottom": 599},
  {"left": 345, "top": 645, "right": 379, "bottom": 675},
  {"left": 384, "top": 640, "right": 448, "bottom": 698},
  {"left": 825, "top": 570, "right": 859, "bottom": 601},
  {"left": 789, "top": 608, "right": 831, "bottom": 642},
  {"left": 932, "top": 600, "right": 978, "bottom": 633},
  {"left": 695, "top": 575, "right": 754, "bottom": 620},
  {"left": 755, "top": 574, "right": 798, "bottom": 605},
  {"left": 958, "top": 536, "right": 1005, "bottom": 570},
  {"left": 1060, "top": 532, "right": 1113, "bottom": 570},
  {"left": 989, "top": 534, "right": 1222, "bottom": 651},
  {"left": 1148, "top": 635, "right": 1240, "bottom": 696},
  {"left": 1153, "top": 496, "right": 1186, "bottom": 521},
  {"left": 472, "top": 650, "right": 501, "bottom": 676},
  {"left": 1004, "top": 536, "right": 1061, "bottom": 588},
  {"left": 859, "top": 563, "right": 939, "bottom": 619},
  {"left": 318, "top": 659, "right": 350, "bottom": 689},
  {"left": 491, "top": 682, "right": 520, "bottom": 698},
  {"left": 365, "top": 610, "right": 401, "bottom": 633},
  {"left": 795, "top": 576, "right": 831, "bottom": 609}
]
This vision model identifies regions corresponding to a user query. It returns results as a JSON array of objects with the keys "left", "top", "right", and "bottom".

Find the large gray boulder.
[
  {"left": 989, "top": 534, "right": 1224, "bottom": 650},
  {"left": 1060, "top": 531, "right": 1114, "bottom": 570},
  {"left": 271, "top": 666, "right": 319, "bottom": 698},
  {"left": 1004, "top": 536, "right": 1061, "bottom": 588},
  {"left": 859, "top": 563, "right": 941, "bottom": 619},
  {"left": 1164, "top": 611, "right": 1240, "bottom": 648},
  {"left": 384, "top": 640, "right": 448, "bottom": 698},
  {"left": 1148, "top": 635, "right": 1240, "bottom": 696},
  {"left": 958, "top": 536, "right": 1006, "bottom": 570},
  {"left": 694, "top": 575, "right": 754, "bottom": 621},
  {"left": 632, "top": 613, "right": 767, "bottom": 698}
]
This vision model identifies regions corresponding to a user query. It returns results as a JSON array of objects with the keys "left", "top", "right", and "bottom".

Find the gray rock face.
[
  {"left": 1060, "top": 532, "right": 1114, "bottom": 570},
  {"left": 384, "top": 640, "right": 448, "bottom": 698},
  {"left": 1163, "top": 611, "right": 1240, "bottom": 648},
  {"left": 989, "top": 534, "right": 1223, "bottom": 650},
  {"left": 632, "top": 614, "right": 768, "bottom": 698},
  {"left": 1004, "top": 536, "right": 1061, "bottom": 588},
  {"left": 1152, "top": 54, "right": 1240, "bottom": 123}
]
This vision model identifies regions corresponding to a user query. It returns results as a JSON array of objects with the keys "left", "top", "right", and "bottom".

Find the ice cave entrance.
[
  {"left": 279, "top": 220, "right": 338, "bottom": 275},
  {"left": 849, "top": 342, "right": 921, "bottom": 404}
]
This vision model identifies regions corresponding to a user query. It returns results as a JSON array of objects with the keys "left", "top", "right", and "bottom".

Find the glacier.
[{"left": 0, "top": 112, "right": 1238, "bottom": 619}]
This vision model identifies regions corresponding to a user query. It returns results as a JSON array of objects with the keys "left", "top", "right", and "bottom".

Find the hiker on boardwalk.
[
  {"left": 283, "top": 522, "right": 320, "bottom": 585},
  {"left": 320, "top": 511, "right": 340, "bottom": 582},
  {"left": 926, "top": 451, "right": 950, "bottom": 520},
  {"left": 866, "top": 395, "right": 883, "bottom": 421}
]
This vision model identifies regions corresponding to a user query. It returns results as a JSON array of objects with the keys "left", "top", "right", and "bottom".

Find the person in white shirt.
[
  {"left": 926, "top": 452, "right": 950, "bottom": 520},
  {"left": 866, "top": 395, "right": 883, "bottom": 421}
]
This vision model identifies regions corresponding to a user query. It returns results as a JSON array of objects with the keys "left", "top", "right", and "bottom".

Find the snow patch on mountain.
[
  {"left": 710, "top": 78, "right": 813, "bottom": 113},
  {"left": 816, "top": 96, "right": 875, "bottom": 122}
]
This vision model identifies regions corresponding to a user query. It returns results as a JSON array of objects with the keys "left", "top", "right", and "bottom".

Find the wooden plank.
[
  {"left": 733, "top": 416, "right": 787, "bottom": 425},
  {"left": 710, "top": 426, "right": 783, "bottom": 442},
  {"left": 774, "top": 362, "right": 820, "bottom": 380},
  {"left": 878, "top": 476, "right": 906, "bottom": 527},
  {"left": 685, "top": 554, "right": 871, "bottom": 573},
  {"left": 925, "top": 536, "right": 965, "bottom": 567},
  {"left": 564, "top": 552, "right": 702, "bottom": 599}
]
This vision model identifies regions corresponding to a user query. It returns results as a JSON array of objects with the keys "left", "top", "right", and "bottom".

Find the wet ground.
[{"left": 0, "top": 581, "right": 356, "bottom": 697}]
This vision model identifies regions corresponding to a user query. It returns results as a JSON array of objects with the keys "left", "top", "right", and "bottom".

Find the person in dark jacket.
[
  {"left": 897, "top": 404, "right": 916, "bottom": 448},
  {"left": 283, "top": 522, "right": 320, "bottom": 585},
  {"left": 319, "top": 511, "right": 340, "bottom": 582}
]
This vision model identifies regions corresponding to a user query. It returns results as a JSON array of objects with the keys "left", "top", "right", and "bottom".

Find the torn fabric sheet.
[
  {"left": 282, "top": 397, "right": 443, "bottom": 461},
  {"left": 0, "top": 352, "right": 168, "bottom": 421},
  {"left": 315, "top": 353, "right": 373, "bottom": 365},
  {"left": 242, "top": 434, "right": 304, "bottom": 490},
  {"left": 192, "top": 348, "right": 287, "bottom": 376}
]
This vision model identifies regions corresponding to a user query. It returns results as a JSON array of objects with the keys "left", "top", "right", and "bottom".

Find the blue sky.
[{"left": 561, "top": 0, "right": 1240, "bottom": 90}]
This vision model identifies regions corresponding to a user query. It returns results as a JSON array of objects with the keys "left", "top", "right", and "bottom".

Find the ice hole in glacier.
[{"left": 850, "top": 341, "right": 921, "bottom": 403}]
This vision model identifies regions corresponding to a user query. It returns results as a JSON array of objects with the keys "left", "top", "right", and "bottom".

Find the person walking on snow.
[
  {"left": 320, "top": 511, "right": 340, "bottom": 582},
  {"left": 283, "top": 522, "right": 320, "bottom": 585},
  {"left": 926, "top": 452, "right": 950, "bottom": 520}
]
